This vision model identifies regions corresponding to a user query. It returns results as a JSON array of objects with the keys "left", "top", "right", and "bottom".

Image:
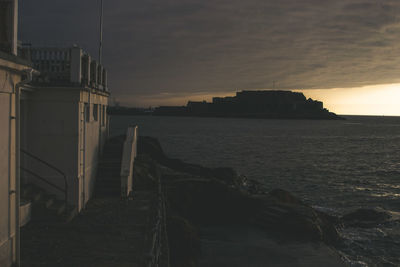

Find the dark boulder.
[
  {"left": 167, "top": 178, "right": 257, "bottom": 225},
  {"left": 167, "top": 181, "right": 342, "bottom": 245},
  {"left": 167, "top": 215, "right": 201, "bottom": 267},
  {"left": 133, "top": 155, "right": 160, "bottom": 189},
  {"left": 253, "top": 189, "right": 342, "bottom": 245},
  {"left": 138, "top": 136, "right": 342, "bottom": 246},
  {"left": 269, "top": 188, "right": 304, "bottom": 205},
  {"left": 137, "top": 136, "right": 167, "bottom": 162}
]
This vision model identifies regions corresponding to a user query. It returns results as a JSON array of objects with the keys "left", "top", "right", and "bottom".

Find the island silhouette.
[{"left": 152, "top": 90, "right": 343, "bottom": 120}]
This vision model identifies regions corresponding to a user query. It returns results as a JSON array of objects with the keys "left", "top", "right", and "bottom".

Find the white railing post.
[{"left": 120, "top": 125, "right": 138, "bottom": 198}]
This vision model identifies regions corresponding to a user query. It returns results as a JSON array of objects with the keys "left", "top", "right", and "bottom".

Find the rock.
[
  {"left": 254, "top": 189, "right": 342, "bottom": 245},
  {"left": 342, "top": 208, "right": 391, "bottom": 228},
  {"left": 133, "top": 155, "right": 159, "bottom": 189},
  {"left": 167, "top": 215, "right": 200, "bottom": 267},
  {"left": 269, "top": 188, "right": 304, "bottom": 205},
  {"left": 167, "top": 178, "right": 257, "bottom": 225},
  {"left": 137, "top": 136, "right": 167, "bottom": 162},
  {"left": 137, "top": 136, "right": 342, "bottom": 246},
  {"left": 138, "top": 136, "right": 245, "bottom": 187},
  {"left": 245, "top": 178, "right": 266, "bottom": 195}
]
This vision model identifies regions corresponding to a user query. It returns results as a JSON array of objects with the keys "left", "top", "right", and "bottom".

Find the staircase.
[
  {"left": 21, "top": 183, "right": 77, "bottom": 224},
  {"left": 95, "top": 136, "right": 125, "bottom": 197},
  {"left": 20, "top": 149, "right": 77, "bottom": 225}
]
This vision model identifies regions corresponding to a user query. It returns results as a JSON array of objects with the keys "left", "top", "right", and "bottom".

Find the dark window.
[
  {"left": 102, "top": 106, "right": 106, "bottom": 126},
  {"left": 85, "top": 104, "right": 90, "bottom": 122},
  {"left": 93, "top": 104, "right": 98, "bottom": 121}
]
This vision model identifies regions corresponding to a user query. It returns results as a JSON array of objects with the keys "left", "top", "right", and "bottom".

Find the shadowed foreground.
[
  {"left": 21, "top": 136, "right": 166, "bottom": 267},
  {"left": 21, "top": 135, "right": 348, "bottom": 266},
  {"left": 21, "top": 193, "right": 161, "bottom": 267}
]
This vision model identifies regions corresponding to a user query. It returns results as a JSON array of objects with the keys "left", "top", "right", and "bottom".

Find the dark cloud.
[{"left": 19, "top": 0, "right": 400, "bottom": 105}]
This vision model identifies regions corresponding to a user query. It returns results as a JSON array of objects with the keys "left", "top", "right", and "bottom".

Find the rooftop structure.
[
  {"left": 19, "top": 45, "right": 110, "bottom": 213},
  {"left": 23, "top": 46, "right": 108, "bottom": 91}
]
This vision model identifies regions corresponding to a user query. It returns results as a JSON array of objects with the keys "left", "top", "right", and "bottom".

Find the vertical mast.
[{"left": 99, "top": 0, "right": 104, "bottom": 64}]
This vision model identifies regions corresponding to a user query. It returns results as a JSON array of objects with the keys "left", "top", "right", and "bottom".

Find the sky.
[{"left": 18, "top": 0, "right": 400, "bottom": 115}]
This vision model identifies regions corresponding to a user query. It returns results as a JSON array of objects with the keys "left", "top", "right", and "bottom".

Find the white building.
[
  {"left": 23, "top": 45, "right": 110, "bottom": 211},
  {"left": 1, "top": 1, "right": 110, "bottom": 265},
  {"left": 0, "top": 0, "right": 33, "bottom": 266}
]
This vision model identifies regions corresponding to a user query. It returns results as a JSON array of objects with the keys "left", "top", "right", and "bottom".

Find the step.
[
  {"left": 95, "top": 191, "right": 120, "bottom": 196},
  {"left": 48, "top": 201, "right": 67, "bottom": 215},
  {"left": 21, "top": 185, "right": 35, "bottom": 198},
  {"left": 95, "top": 185, "right": 121, "bottom": 190},
  {"left": 96, "top": 176, "right": 121, "bottom": 181},
  {"left": 96, "top": 182, "right": 120, "bottom": 187},
  {"left": 37, "top": 197, "right": 55, "bottom": 209},
  {"left": 99, "top": 159, "right": 122, "bottom": 164},
  {"left": 20, "top": 200, "right": 32, "bottom": 227},
  {"left": 96, "top": 184, "right": 120, "bottom": 189},
  {"left": 97, "top": 168, "right": 121, "bottom": 173}
]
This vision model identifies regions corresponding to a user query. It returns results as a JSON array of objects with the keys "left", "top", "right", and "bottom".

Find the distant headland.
[
  {"left": 154, "top": 90, "right": 343, "bottom": 120},
  {"left": 108, "top": 90, "right": 344, "bottom": 120}
]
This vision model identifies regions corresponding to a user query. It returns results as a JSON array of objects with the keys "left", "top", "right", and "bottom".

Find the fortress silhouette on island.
[{"left": 154, "top": 90, "right": 343, "bottom": 120}]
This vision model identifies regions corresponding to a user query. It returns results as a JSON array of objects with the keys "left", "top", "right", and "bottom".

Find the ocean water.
[{"left": 110, "top": 115, "right": 400, "bottom": 266}]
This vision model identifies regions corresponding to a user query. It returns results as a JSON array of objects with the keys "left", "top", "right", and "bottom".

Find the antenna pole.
[{"left": 99, "top": 0, "right": 104, "bottom": 65}]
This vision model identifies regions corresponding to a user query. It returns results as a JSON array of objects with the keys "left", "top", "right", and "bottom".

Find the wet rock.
[
  {"left": 342, "top": 208, "right": 391, "bottom": 228},
  {"left": 245, "top": 178, "right": 267, "bottom": 195},
  {"left": 137, "top": 136, "right": 167, "bottom": 162},
  {"left": 167, "top": 215, "right": 200, "bottom": 267},
  {"left": 137, "top": 136, "right": 342, "bottom": 246},
  {"left": 167, "top": 178, "right": 257, "bottom": 225},
  {"left": 210, "top": 167, "right": 240, "bottom": 186},
  {"left": 269, "top": 188, "right": 304, "bottom": 205},
  {"left": 253, "top": 189, "right": 342, "bottom": 245}
]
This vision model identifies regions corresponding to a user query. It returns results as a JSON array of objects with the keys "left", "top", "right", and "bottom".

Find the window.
[
  {"left": 85, "top": 104, "right": 90, "bottom": 122},
  {"left": 93, "top": 104, "right": 98, "bottom": 121},
  {"left": 99, "top": 104, "right": 102, "bottom": 124},
  {"left": 102, "top": 106, "right": 106, "bottom": 126}
]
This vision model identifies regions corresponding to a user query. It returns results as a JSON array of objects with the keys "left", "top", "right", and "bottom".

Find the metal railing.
[{"left": 21, "top": 149, "right": 68, "bottom": 212}]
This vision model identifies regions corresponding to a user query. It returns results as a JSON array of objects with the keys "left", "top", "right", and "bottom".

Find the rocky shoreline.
[
  {"left": 135, "top": 137, "right": 347, "bottom": 266},
  {"left": 135, "top": 136, "right": 400, "bottom": 266}
]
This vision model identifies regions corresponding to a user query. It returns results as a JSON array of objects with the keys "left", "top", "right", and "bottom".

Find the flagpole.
[{"left": 99, "top": 0, "right": 103, "bottom": 65}]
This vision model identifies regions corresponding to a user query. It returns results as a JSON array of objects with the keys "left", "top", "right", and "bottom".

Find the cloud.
[{"left": 18, "top": 0, "right": 400, "bottom": 104}]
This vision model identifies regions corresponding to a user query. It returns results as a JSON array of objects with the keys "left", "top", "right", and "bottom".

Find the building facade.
[
  {"left": 23, "top": 46, "right": 110, "bottom": 211},
  {"left": 1, "top": 2, "right": 110, "bottom": 265},
  {"left": 0, "top": 0, "right": 33, "bottom": 265}
]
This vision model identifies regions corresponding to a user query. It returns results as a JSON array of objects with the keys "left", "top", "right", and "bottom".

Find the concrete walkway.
[{"left": 21, "top": 190, "right": 156, "bottom": 267}]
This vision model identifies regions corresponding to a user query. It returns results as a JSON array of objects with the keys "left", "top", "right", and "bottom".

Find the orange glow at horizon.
[{"left": 298, "top": 84, "right": 400, "bottom": 116}]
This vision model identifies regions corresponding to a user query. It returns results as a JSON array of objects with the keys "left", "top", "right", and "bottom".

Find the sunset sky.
[{"left": 19, "top": 0, "right": 400, "bottom": 115}]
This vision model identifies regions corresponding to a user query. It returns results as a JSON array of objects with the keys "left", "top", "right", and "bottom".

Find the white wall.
[
  {"left": 24, "top": 87, "right": 108, "bottom": 212},
  {"left": 25, "top": 89, "right": 80, "bottom": 207},
  {"left": 80, "top": 91, "right": 108, "bottom": 207},
  {"left": 0, "top": 61, "right": 23, "bottom": 267}
]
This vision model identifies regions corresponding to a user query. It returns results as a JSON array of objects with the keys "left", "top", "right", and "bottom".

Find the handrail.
[
  {"left": 21, "top": 168, "right": 66, "bottom": 193},
  {"left": 20, "top": 149, "right": 68, "bottom": 212}
]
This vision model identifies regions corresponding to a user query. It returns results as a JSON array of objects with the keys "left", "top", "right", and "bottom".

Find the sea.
[{"left": 111, "top": 115, "right": 400, "bottom": 266}]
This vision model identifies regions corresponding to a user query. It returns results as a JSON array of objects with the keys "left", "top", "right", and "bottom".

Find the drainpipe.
[{"left": 15, "top": 68, "right": 37, "bottom": 267}]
